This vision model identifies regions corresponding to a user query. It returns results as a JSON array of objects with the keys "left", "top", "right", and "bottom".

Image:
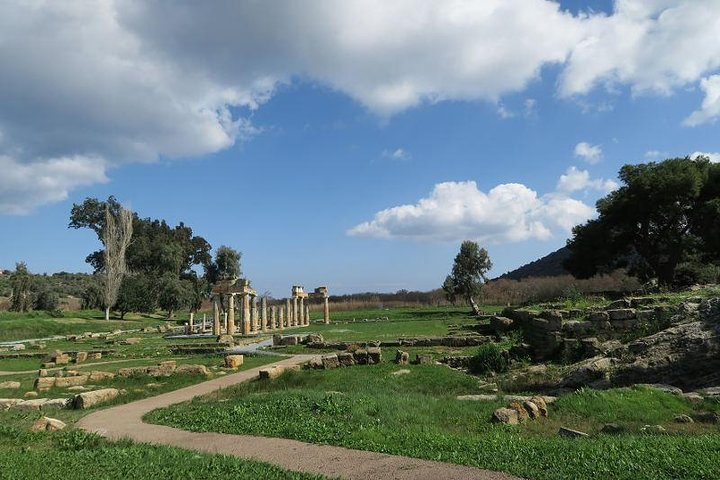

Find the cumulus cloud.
[
  {"left": 3, "top": 1, "right": 720, "bottom": 212},
  {"left": 382, "top": 148, "right": 412, "bottom": 161},
  {"left": 692, "top": 151, "right": 720, "bottom": 163},
  {"left": 0, "top": 155, "right": 108, "bottom": 215},
  {"left": 574, "top": 142, "right": 603, "bottom": 164},
  {"left": 557, "top": 166, "right": 619, "bottom": 193},
  {"left": 347, "top": 180, "right": 595, "bottom": 243},
  {"left": 684, "top": 75, "right": 720, "bottom": 126}
]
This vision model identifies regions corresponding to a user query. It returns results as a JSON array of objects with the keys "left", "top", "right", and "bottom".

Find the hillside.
[{"left": 498, "top": 247, "right": 570, "bottom": 280}]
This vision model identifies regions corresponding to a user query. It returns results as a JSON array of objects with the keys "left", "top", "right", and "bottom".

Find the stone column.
[
  {"left": 323, "top": 296, "right": 330, "bottom": 324},
  {"left": 227, "top": 294, "right": 236, "bottom": 335},
  {"left": 292, "top": 298, "right": 298, "bottom": 327},
  {"left": 212, "top": 296, "right": 220, "bottom": 335},
  {"left": 286, "top": 299, "right": 292, "bottom": 326},
  {"left": 242, "top": 294, "right": 251, "bottom": 335},
  {"left": 251, "top": 296, "right": 258, "bottom": 331},
  {"left": 268, "top": 306, "right": 275, "bottom": 330},
  {"left": 261, "top": 297, "right": 268, "bottom": 332},
  {"left": 189, "top": 312, "right": 194, "bottom": 333},
  {"left": 298, "top": 297, "right": 305, "bottom": 325},
  {"left": 305, "top": 305, "right": 310, "bottom": 325},
  {"left": 279, "top": 306, "right": 285, "bottom": 330}
]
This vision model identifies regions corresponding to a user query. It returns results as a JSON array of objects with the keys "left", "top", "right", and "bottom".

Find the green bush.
[{"left": 468, "top": 342, "right": 508, "bottom": 375}]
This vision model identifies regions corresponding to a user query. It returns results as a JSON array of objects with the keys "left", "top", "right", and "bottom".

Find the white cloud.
[
  {"left": 557, "top": 166, "right": 619, "bottom": 193},
  {"left": 3, "top": 1, "right": 720, "bottom": 212},
  {"left": 574, "top": 142, "right": 603, "bottom": 164},
  {"left": 523, "top": 98, "right": 538, "bottom": 118},
  {"left": 645, "top": 150, "right": 667, "bottom": 159},
  {"left": 684, "top": 75, "right": 720, "bottom": 126},
  {"left": 382, "top": 148, "right": 412, "bottom": 161},
  {"left": 692, "top": 151, "right": 720, "bottom": 163},
  {"left": 496, "top": 104, "right": 514, "bottom": 119},
  {"left": 0, "top": 155, "right": 108, "bottom": 214},
  {"left": 347, "top": 180, "right": 595, "bottom": 243}
]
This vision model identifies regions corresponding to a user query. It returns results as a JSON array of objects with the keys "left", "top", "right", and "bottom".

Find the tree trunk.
[
  {"left": 104, "top": 306, "right": 110, "bottom": 321},
  {"left": 468, "top": 296, "right": 482, "bottom": 316}
]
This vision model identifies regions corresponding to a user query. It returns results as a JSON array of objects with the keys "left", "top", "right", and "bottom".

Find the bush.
[
  {"left": 33, "top": 289, "right": 59, "bottom": 311},
  {"left": 468, "top": 343, "right": 508, "bottom": 375}
]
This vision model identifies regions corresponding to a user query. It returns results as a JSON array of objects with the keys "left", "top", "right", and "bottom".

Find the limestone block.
[
  {"left": 321, "top": 354, "right": 340, "bottom": 369},
  {"left": 0, "top": 381, "right": 21, "bottom": 389},
  {"left": 492, "top": 407, "right": 519, "bottom": 425},
  {"left": 216, "top": 335, "right": 234, "bottom": 345},
  {"left": 490, "top": 316, "right": 514, "bottom": 333},
  {"left": 75, "top": 351, "right": 88, "bottom": 363},
  {"left": 607, "top": 299, "right": 631, "bottom": 309},
  {"left": 367, "top": 347, "right": 382, "bottom": 364},
  {"left": 337, "top": 352, "right": 355, "bottom": 367},
  {"left": 308, "top": 356, "right": 324, "bottom": 369},
  {"left": 16, "top": 398, "right": 50, "bottom": 410},
  {"left": 607, "top": 309, "right": 636, "bottom": 321},
  {"left": 31, "top": 416, "right": 67, "bottom": 432},
  {"left": 395, "top": 350, "right": 409, "bottom": 365},
  {"left": 175, "top": 364, "right": 210, "bottom": 376},
  {"left": 54, "top": 375, "right": 90, "bottom": 388},
  {"left": 73, "top": 388, "right": 120, "bottom": 409},
  {"left": 225, "top": 355, "right": 244, "bottom": 368},
  {"left": 414, "top": 353, "right": 434, "bottom": 365},
  {"left": 0, "top": 399, "right": 23, "bottom": 409},
  {"left": 34, "top": 377, "right": 56, "bottom": 391},
  {"left": 87, "top": 352, "right": 102, "bottom": 360}
]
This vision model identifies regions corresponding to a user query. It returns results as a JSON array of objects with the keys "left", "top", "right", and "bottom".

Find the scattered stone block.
[
  {"left": 607, "top": 309, "right": 636, "bottom": 321},
  {"left": 492, "top": 407, "right": 519, "bottom": 425},
  {"left": 607, "top": 299, "right": 631, "bottom": 309},
  {"left": 176, "top": 364, "right": 210, "bottom": 376},
  {"left": 321, "top": 354, "right": 340, "bottom": 369},
  {"left": 34, "top": 377, "right": 56, "bottom": 392},
  {"left": 529, "top": 396, "right": 548, "bottom": 417},
  {"left": 637, "top": 383, "right": 683, "bottom": 395},
  {"left": 395, "top": 350, "right": 409, "bottom": 365},
  {"left": 558, "top": 427, "right": 589, "bottom": 438},
  {"left": 588, "top": 311, "right": 610, "bottom": 323},
  {"left": 88, "top": 371, "right": 115, "bottom": 381},
  {"left": 367, "top": 347, "right": 382, "bottom": 364},
  {"left": 12, "top": 343, "right": 25, "bottom": 351},
  {"left": 87, "top": 352, "right": 102, "bottom": 360},
  {"left": 54, "top": 375, "right": 90, "bottom": 388},
  {"left": 0, "top": 381, "right": 21, "bottom": 390},
  {"left": 259, "top": 365, "right": 298, "bottom": 380},
  {"left": 216, "top": 335, "right": 234, "bottom": 345},
  {"left": 224, "top": 355, "right": 244, "bottom": 368},
  {"left": 0, "top": 398, "right": 23, "bottom": 409},
  {"left": 75, "top": 352, "right": 88, "bottom": 363},
  {"left": 391, "top": 369, "right": 411, "bottom": 376},
  {"left": 16, "top": 398, "right": 50, "bottom": 410},
  {"left": 73, "top": 388, "right": 120, "bottom": 409},
  {"left": 507, "top": 401, "right": 529, "bottom": 422},
  {"left": 67, "top": 386, "right": 86, "bottom": 391},
  {"left": 413, "top": 354, "right": 433, "bottom": 365},
  {"left": 123, "top": 338, "right": 141, "bottom": 345},
  {"left": 523, "top": 400, "right": 541, "bottom": 419},
  {"left": 456, "top": 394, "right": 498, "bottom": 401},
  {"left": 38, "top": 369, "right": 48, "bottom": 377},
  {"left": 306, "top": 333, "right": 324, "bottom": 344},
  {"left": 353, "top": 349, "right": 368, "bottom": 365},
  {"left": 308, "top": 356, "right": 324, "bottom": 369},
  {"left": 337, "top": 352, "right": 355, "bottom": 367},
  {"left": 24, "top": 391, "right": 38, "bottom": 398},
  {"left": 31, "top": 416, "right": 67, "bottom": 432},
  {"left": 682, "top": 392, "right": 704, "bottom": 403},
  {"left": 490, "top": 316, "right": 514, "bottom": 333}
]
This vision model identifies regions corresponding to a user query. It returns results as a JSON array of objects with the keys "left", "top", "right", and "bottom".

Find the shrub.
[
  {"left": 468, "top": 343, "right": 508, "bottom": 375},
  {"left": 33, "top": 289, "right": 59, "bottom": 311}
]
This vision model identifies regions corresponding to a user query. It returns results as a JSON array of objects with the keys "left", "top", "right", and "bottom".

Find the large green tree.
[
  {"left": 10, "top": 262, "right": 33, "bottom": 312},
  {"left": 206, "top": 245, "right": 242, "bottom": 284},
  {"left": 443, "top": 241, "right": 492, "bottom": 313},
  {"left": 565, "top": 156, "right": 720, "bottom": 285}
]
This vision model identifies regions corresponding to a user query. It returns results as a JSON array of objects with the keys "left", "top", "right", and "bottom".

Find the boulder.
[
  {"left": 31, "top": 416, "right": 67, "bottom": 432},
  {"left": 224, "top": 355, "right": 244, "bottom": 368},
  {"left": 490, "top": 316, "right": 514, "bottom": 333},
  {"left": 0, "top": 381, "right": 21, "bottom": 390},
  {"left": 73, "top": 388, "right": 120, "bottom": 409},
  {"left": 492, "top": 407, "right": 519, "bottom": 425},
  {"left": 413, "top": 354, "right": 434, "bottom": 365},
  {"left": 321, "top": 354, "right": 340, "bottom": 369},
  {"left": 337, "top": 352, "right": 355, "bottom": 367},
  {"left": 507, "top": 400, "right": 529, "bottom": 422},
  {"left": 176, "top": 364, "right": 210, "bottom": 376},
  {"left": 395, "top": 350, "right": 409, "bottom": 365},
  {"left": 558, "top": 427, "right": 589, "bottom": 438},
  {"left": 367, "top": 347, "right": 382, "bottom": 364}
]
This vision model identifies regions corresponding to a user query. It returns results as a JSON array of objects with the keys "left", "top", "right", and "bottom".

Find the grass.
[
  {"left": 147, "top": 364, "right": 720, "bottom": 480},
  {"left": 0, "top": 425, "right": 327, "bottom": 480}
]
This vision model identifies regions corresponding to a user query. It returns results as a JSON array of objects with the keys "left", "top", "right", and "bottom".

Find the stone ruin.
[{"left": 185, "top": 280, "right": 331, "bottom": 336}]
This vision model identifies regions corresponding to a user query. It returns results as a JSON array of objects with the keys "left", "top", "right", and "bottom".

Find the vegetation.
[
  {"left": 468, "top": 343, "right": 508, "bottom": 375},
  {"left": 0, "top": 426, "right": 325, "bottom": 480},
  {"left": 148, "top": 366, "right": 720, "bottom": 480},
  {"left": 442, "top": 240, "right": 492, "bottom": 311},
  {"left": 9, "top": 262, "right": 32, "bottom": 312},
  {"left": 566, "top": 156, "right": 720, "bottom": 286},
  {"left": 100, "top": 203, "right": 133, "bottom": 320},
  {"left": 206, "top": 245, "right": 242, "bottom": 283}
]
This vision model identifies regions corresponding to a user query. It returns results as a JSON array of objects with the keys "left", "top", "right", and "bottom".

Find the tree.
[
  {"left": 10, "top": 262, "right": 32, "bottom": 312},
  {"left": 81, "top": 281, "right": 104, "bottom": 310},
  {"left": 115, "top": 275, "right": 156, "bottom": 319},
  {"left": 101, "top": 204, "right": 133, "bottom": 320},
  {"left": 206, "top": 245, "right": 242, "bottom": 284},
  {"left": 33, "top": 289, "right": 59, "bottom": 312},
  {"left": 157, "top": 273, "right": 192, "bottom": 319},
  {"left": 444, "top": 241, "right": 492, "bottom": 313},
  {"left": 441, "top": 275, "right": 457, "bottom": 304},
  {"left": 565, "top": 156, "right": 720, "bottom": 286}
]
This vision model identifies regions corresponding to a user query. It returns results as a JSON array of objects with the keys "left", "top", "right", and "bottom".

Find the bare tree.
[{"left": 102, "top": 204, "right": 133, "bottom": 320}]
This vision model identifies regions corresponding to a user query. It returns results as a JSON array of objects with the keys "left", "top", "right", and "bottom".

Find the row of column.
[{"left": 200, "top": 295, "right": 312, "bottom": 336}]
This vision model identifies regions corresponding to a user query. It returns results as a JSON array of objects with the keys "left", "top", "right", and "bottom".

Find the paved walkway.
[{"left": 77, "top": 355, "right": 521, "bottom": 480}]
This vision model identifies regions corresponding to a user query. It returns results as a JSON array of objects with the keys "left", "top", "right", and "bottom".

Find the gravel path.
[{"left": 77, "top": 355, "right": 521, "bottom": 480}]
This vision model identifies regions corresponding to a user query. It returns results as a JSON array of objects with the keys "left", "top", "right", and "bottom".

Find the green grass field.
[
  {"left": 148, "top": 364, "right": 720, "bottom": 480},
  {"left": 0, "top": 426, "right": 326, "bottom": 480}
]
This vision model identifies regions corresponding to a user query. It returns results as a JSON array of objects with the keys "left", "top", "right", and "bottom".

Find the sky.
[{"left": 1, "top": 0, "right": 720, "bottom": 296}]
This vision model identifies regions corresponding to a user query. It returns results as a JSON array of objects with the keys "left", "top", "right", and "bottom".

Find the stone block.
[
  {"left": 321, "top": 354, "right": 340, "bottom": 369},
  {"left": 0, "top": 381, "right": 21, "bottom": 389},
  {"left": 538, "top": 311, "right": 563, "bottom": 330},
  {"left": 395, "top": 350, "right": 409, "bottom": 365},
  {"left": 216, "top": 335, "right": 234, "bottom": 345},
  {"left": 337, "top": 352, "right": 355, "bottom": 367},
  {"left": 558, "top": 427, "right": 589, "bottom": 438},
  {"left": 308, "top": 356, "right": 324, "bottom": 369},
  {"left": 414, "top": 353, "right": 433, "bottom": 365},
  {"left": 607, "top": 309, "right": 636, "bottom": 321},
  {"left": 87, "top": 352, "right": 102, "bottom": 360},
  {"left": 54, "top": 375, "right": 89, "bottom": 388},
  {"left": 75, "top": 351, "right": 88, "bottom": 363},
  {"left": 607, "top": 299, "right": 631, "bottom": 309},
  {"left": 34, "top": 377, "right": 56, "bottom": 391},
  {"left": 88, "top": 371, "right": 115, "bottom": 381},
  {"left": 588, "top": 311, "right": 610, "bottom": 323},
  {"left": 176, "top": 364, "right": 210, "bottom": 376},
  {"left": 353, "top": 349, "right": 368, "bottom": 365},
  {"left": 492, "top": 407, "right": 519, "bottom": 425},
  {"left": 73, "top": 388, "right": 119, "bottom": 409},
  {"left": 31, "top": 416, "right": 67, "bottom": 432},
  {"left": 367, "top": 347, "right": 382, "bottom": 364},
  {"left": 490, "top": 316, "right": 514, "bottom": 333},
  {"left": 224, "top": 355, "right": 244, "bottom": 368}
]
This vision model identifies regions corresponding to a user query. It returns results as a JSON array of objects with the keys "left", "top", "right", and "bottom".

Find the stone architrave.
[
  {"left": 324, "top": 297, "right": 330, "bottom": 324},
  {"left": 227, "top": 294, "right": 236, "bottom": 335},
  {"left": 242, "top": 294, "right": 251, "bottom": 335},
  {"left": 213, "top": 297, "right": 221, "bottom": 335},
  {"left": 261, "top": 297, "right": 268, "bottom": 332}
]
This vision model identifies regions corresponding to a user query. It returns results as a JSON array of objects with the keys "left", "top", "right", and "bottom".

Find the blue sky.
[{"left": 1, "top": 1, "right": 719, "bottom": 296}]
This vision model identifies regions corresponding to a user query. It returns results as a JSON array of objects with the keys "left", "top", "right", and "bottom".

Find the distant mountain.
[{"left": 497, "top": 247, "right": 571, "bottom": 280}]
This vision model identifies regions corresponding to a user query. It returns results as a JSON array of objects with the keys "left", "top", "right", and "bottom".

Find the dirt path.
[{"left": 77, "top": 355, "right": 521, "bottom": 480}]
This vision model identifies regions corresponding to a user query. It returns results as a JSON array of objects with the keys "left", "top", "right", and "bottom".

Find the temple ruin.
[{"left": 186, "top": 280, "right": 330, "bottom": 336}]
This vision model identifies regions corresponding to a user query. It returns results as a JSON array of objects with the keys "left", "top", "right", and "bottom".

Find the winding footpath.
[{"left": 77, "top": 354, "right": 521, "bottom": 480}]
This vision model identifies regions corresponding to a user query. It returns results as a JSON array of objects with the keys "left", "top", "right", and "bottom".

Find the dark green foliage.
[
  {"left": 468, "top": 342, "right": 508, "bottom": 374},
  {"left": 443, "top": 240, "right": 492, "bottom": 306},
  {"left": 81, "top": 281, "right": 104, "bottom": 310},
  {"left": 157, "top": 273, "right": 193, "bottom": 318},
  {"left": 566, "top": 156, "right": 720, "bottom": 286},
  {"left": 33, "top": 288, "right": 59, "bottom": 312},
  {"left": 9, "top": 262, "right": 33, "bottom": 312},
  {"left": 114, "top": 275, "right": 156, "bottom": 318},
  {"left": 206, "top": 245, "right": 242, "bottom": 284}
]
